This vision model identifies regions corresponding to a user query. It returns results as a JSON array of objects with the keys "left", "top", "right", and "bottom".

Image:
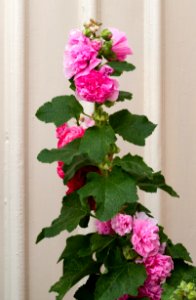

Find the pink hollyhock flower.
[
  {"left": 110, "top": 28, "right": 133, "bottom": 61},
  {"left": 138, "top": 279, "right": 162, "bottom": 300},
  {"left": 56, "top": 123, "right": 85, "bottom": 178},
  {"left": 57, "top": 124, "right": 85, "bottom": 149},
  {"left": 144, "top": 253, "right": 174, "bottom": 283},
  {"left": 75, "top": 68, "right": 119, "bottom": 103},
  {"left": 63, "top": 29, "right": 101, "bottom": 79},
  {"left": 131, "top": 213, "right": 160, "bottom": 258},
  {"left": 95, "top": 220, "right": 113, "bottom": 235},
  {"left": 111, "top": 213, "right": 133, "bottom": 236}
]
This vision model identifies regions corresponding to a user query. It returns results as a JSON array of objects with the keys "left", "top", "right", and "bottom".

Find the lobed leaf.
[
  {"left": 50, "top": 257, "right": 100, "bottom": 300},
  {"left": 36, "top": 95, "right": 83, "bottom": 126},
  {"left": 107, "top": 61, "right": 136, "bottom": 76},
  {"left": 109, "top": 109, "right": 156, "bottom": 146},
  {"left": 37, "top": 125, "right": 116, "bottom": 165},
  {"left": 79, "top": 166, "right": 138, "bottom": 221},
  {"left": 114, "top": 154, "right": 154, "bottom": 180},
  {"left": 95, "top": 262, "right": 146, "bottom": 300},
  {"left": 138, "top": 171, "right": 179, "bottom": 197},
  {"left": 116, "top": 91, "right": 133, "bottom": 102},
  {"left": 36, "top": 194, "right": 89, "bottom": 243},
  {"left": 167, "top": 242, "right": 192, "bottom": 263}
]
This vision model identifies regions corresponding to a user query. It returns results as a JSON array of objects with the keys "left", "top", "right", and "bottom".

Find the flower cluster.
[
  {"left": 63, "top": 25, "right": 132, "bottom": 103},
  {"left": 96, "top": 212, "right": 174, "bottom": 300}
]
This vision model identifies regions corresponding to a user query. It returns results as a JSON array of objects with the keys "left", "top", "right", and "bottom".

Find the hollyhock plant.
[{"left": 36, "top": 20, "right": 196, "bottom": 300}]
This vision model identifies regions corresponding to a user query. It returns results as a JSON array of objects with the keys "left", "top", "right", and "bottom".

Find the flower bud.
[{"left": 101, "top": 28, "right": 112, "bottom": 40}]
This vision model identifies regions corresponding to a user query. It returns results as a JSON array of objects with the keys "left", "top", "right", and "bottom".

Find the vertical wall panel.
[
  {"left": 162, "top": 0, "right": 196, "bottom": 263},
  {"left": 27, "top": 1, "right": 79, "bottom": 299}
]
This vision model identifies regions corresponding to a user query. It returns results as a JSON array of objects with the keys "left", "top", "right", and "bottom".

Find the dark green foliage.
[
  {"left": 50, "top": 256, "right": 100, "bottom": 300},
  {"left": 109, "top": 109, "right": 156, "bottom": 146},
  {"left": 79, "top": 167, "right": 138, "bottom": 220},
  {"left": 36, "top": 194, "right": 90, "bottom": 243},
  {"left": 114, "top": 154, "right": 154, "bottom": 180},
  {"left": 94, "top": 262, "right": 146, "bottom": 300},
  {"left": 37, "top": 125, "right": 116, "bottom": 165},
  {"left": 138, "top": 171, "right": 179, "bottom": 197},
  {"left": 107, "top": 61, "right": 136, "bottom": 76},
  {"left": 116, "top": 91, "right": 133, "bottom": 102},
  {"left": 166, "top": 242, "right": 192, "bottom": 263},
  {"left": 36, "top": 95, "right": 83, "bottom": 126}
]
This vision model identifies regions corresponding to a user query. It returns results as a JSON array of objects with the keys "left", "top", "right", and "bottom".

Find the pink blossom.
[
  {"left": 95, "top": 220, "right": 113, "bottom": 235},
  {"left": 57, "top": 124, "right": 85, "bottom": 148},
  {"left": 144, "top": 254, "right": 174, "bottom": 283},
  {"left": 57, "top": 161, "right": 65, "bottom": 179},
  {"left": 138, "top": 279, "right": 162, "bottom": 300},
  {"left": 75, "top": 69, "right": 119, "bottom": 103},
  {"left": 110, "top": 28, "right": 133, "bottom": 61},
  {"left": 131, "top": 213, "right": 160, "bottom": 258},
  {"left": 111, "top": 213, "right": 133, "bottom": 236},
  {"left": 56, "top": 123, "right": 85, "bottom": 178},
  {"left": 63, "top": 29, "right": 101, "bottom": 79}
]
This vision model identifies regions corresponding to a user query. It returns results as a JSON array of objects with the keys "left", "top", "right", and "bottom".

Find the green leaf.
[
  {"left": 37, "top": 125, "right": 116, "bottom": 165},
  {"left": 80, "top": 125, "right": 116, "bottom": 163},
  {"left": 116, "top": 91, "right": 133, "bottom": 102},
  {"left": 95, "top": 262, "right": 146, "bottom": 300},
  {"left": 138, "top": 171, "right": 179, "bottom": 197},
  {"left": 36, "top": 194, "right": 90, "bottom": 243},
  {"left": 37, "top": 138, "right": 81, "bottom": 164},
  {"left": 109, "top": 109, "right": 156, "bottom": 146},
  {"left": 58, "top": 234, "right": 92, "bottom": 262},
  {"left": 167, "top": 242, "right": 192, "bottom": 263},
  {"left": 36, "top": 95, "right": 83, "bottom": 126},
  {"left": 74, "top": 275, "right": 99, "bottom": 300},
  {"left": 90, "top": 234, "right": 116, "bottom": 253},
  {"left": 50, "top": 257, "right": 100, "bottom": 300},
  {"left": 107, "top": 61, "right": 136, "bottom": 76},
  {"left": 162, "top": 260, "right": 196, "bottom": 299},
  {"left": 124, "top": 202, "right": 152, "bottom": 216},
  {"left": 114, "top": 154, "right": 154, "bottom": 180},
  {"left": 79, "top": 167, "right": 138, "bottom": 221}
]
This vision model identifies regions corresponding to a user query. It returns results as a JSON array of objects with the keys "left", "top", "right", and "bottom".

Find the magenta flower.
[
  {"left": 131, "top": 213, "right": 160, "bottom": 258},
  {"left": 111, "top": 213, "right": 133, "bottom": 236},
  {"left": 144, "top": 254, "right": 174, "bottom": 283},
  {"left": 56, "top": 124, "right": 85, "bottom": 148},
  {"left": 56, "top": 123, "right": 85, "bottom": 178},
  {"left": 95, "top": 220, "right": 113, "bottom": 235},
  {"left": 75, "top": 68, "right": 119, "bottom": 103},
  {"left": 110, "top": 28, "right": 133, "bottom": 61},
  {"left": 138, "top": 279, "right": 162, "bottom": 300},
  {"left": 63, "top": 29, "right": 101, "bottom": 79}
]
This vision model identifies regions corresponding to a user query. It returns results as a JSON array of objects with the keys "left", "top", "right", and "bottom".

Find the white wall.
[{"left": 1, "top": 1, "right": 196, "bottom": 299}]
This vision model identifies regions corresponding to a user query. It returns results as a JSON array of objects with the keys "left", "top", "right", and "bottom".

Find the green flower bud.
[{"left": 101, "top": 28, "right": 112, "bottom": 41}]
